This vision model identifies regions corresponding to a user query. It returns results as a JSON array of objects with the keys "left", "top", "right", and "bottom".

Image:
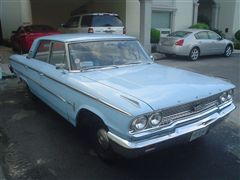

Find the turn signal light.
[
  {"left": 123, "top": 27, "right": 126, "bottom": 34},
  {"left": 88, "top": 27, "right": 94, "bottom": 33}
]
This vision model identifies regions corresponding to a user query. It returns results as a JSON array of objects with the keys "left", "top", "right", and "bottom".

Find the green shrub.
[
  {"left": 212, "top": 29, "right": 226, "bottom": 38},
  {"left": 234, "top": 41, "right": 240, "bottom": 49},
  {"left": 235, "top": 30, "right": 240, "bottom": 41},
  {"left": 189, "top": 23, "right": 209, "bottom": 30},
  {"left": 151, "top": 28, "right": 160, "bottom": 44}
]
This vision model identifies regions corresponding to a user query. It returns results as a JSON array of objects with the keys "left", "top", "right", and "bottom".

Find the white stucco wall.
[
  {"left": 217, "top": 0, "right": 236, "bottom": 38},
  {"left": 125, "top": 0, "right": 140, "bottom": 38},
  {"left": 233, "top": 0, "right": 240, "bottom": 36},
  {"left": 174, "top": 0, "right": 193, "bottom": 31},
  {"left": 0, "top": 0, "right": 22, "bottom": 39}
]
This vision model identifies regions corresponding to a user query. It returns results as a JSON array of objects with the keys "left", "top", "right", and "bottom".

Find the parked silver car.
[{"left": 159, "top": 29, "right": 234, "bottom": 61}]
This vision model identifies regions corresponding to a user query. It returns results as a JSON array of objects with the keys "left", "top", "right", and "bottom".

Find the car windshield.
[
  {"left": 68, "top": 40, "right": 151, "bottom": 71},
  {"left": 168, "top": 31, "right": 191, "bottom": 38},
  {"left": 81, "top": 15, "right": 123, "bottom": 27}
]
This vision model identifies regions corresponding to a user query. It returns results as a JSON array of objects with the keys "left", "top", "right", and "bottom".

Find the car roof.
[
  {"left": 37, "top": 33, "right": 136, "bottom": 43},
  {"left": 182, "top": 29, "right": 210, "bottom": 33},
  {"left": 72, "top": 13, "right": 119, "bottom": 17}
]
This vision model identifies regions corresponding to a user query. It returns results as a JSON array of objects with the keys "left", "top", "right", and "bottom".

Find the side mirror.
[
  {"left": 150, "top": 55, "right": 155, "bottom": 61},
  {"left": 217, "top": 36, "right": 223, "bottom": 41},
  {"left": 27, "top": 51, "right": 33, "bottom": 59},
  {"left": 12, "top": 31, "right": 17, "bottom": 34},
  {"left": 60, "top": 23, "right": 65, "bottom": 28}
]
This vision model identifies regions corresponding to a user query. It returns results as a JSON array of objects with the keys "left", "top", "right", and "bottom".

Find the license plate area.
[{"left": 190, "top": 127, "right": 208, "bottom": 142}]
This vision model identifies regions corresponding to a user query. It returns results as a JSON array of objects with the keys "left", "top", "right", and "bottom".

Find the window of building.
[{"left": 151, "top": 11, "right": 171, "bottom": 28}]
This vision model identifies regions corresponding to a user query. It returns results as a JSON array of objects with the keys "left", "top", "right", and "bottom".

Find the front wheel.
[
  {"left": 224, "top": 45, "right": 232, "bottom": 57},
  {"left": 189, "top": 47, "right": 200, "bottom": 61},
  {"left": 93, "top": 122, "right": 115, "bottom": 161}
]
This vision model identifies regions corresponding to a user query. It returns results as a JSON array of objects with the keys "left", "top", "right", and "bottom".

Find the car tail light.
[
  {"left": 175, "top": 39, "right": 184, "bottom": 46},
  {"left": 88, "top": 27, "right": 94, "bottom": 33},
  {"left": 123, "top": 27, "right": 126, "bottom": 34}
]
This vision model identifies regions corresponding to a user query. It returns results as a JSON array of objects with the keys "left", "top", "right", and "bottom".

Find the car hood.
[{"left": 81, "top": 63, "right": 234, "bottom": 110}]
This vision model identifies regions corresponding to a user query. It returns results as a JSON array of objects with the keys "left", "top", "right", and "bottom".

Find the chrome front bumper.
[{"left": 108, "top": 103, "right": 235, "bottom": 157}]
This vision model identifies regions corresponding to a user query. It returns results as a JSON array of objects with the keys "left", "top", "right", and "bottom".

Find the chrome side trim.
[
  {"left": 108, "top": 103, "right": 236, "bottom": 149},
  {"left": 14, "top": 69, "right": 66, "bottom": 103},
  {"left": 11, "top": 59, "right": 132, "bottom": 116}
]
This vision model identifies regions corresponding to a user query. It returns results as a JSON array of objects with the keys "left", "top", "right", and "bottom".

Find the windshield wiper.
[{"left": 81, "top": 65, "right": 119, "bottom": 71}]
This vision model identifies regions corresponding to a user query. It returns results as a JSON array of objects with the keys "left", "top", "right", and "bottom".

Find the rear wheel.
[
  {"left": 224, "top": 45, "right": 232, "bottom": 57},
  {"left": 189, "top": 47, "right": 200, "bottom": 61},
  {"left": 165, "top": 54, "right": 173, "bottom": 58}
]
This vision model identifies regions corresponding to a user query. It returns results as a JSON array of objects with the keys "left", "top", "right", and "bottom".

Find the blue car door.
[{"left": 38, "top": 41, "right": 69, "bottom": 120}]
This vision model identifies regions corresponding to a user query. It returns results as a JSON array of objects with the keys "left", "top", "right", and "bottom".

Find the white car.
[
  {"left": 60, "top": 13, "right": 125, "bottom": 35},
  {"left": 159, "top": 29, "right": 234, "bottom": 61}
]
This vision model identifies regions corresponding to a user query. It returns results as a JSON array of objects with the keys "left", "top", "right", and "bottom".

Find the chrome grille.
[{"left": 160, "top": 94, "right": 221, "bottom": 125}]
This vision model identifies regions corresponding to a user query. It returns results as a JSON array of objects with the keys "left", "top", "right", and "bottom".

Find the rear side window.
[
  {"left": 81, "top": 16, "right": 93, "bottom": 27},
  {"left": 64, "top": 16, "right": 80, "bottom": 28},
  {"left": 168, "top": 31, "right": 191, "bottom": 38},
  {"left": 195, "top": 32, "right": 209, "bottom": 39},
  {"left": 34, "top": 40, "right": 51, "bottom": 62},
  {"left": 82, "top": 15, "right": 123, "bottom": 27}
]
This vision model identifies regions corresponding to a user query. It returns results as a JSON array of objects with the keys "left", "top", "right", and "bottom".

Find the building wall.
[
  {"left": 0, "top": 0, "right": 22, "bottom": 39},
  {"left": 174, "top": 0, "right": 193, "bottom": 31},
  {"left": 125, "top": 0, "right": 140, "bottom": 39},
  {"left": 217, "top": 0, "right": 236, "bottom": 38},
  {"left": 233, "top": 0, "right": 240, "bottom": 36}
]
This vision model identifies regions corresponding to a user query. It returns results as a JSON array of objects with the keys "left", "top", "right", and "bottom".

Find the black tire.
[
  {"left": 189, "top": 47, "right": 200, "bottom": 61},
  {"left": 165, "top": 54, "right": 173, "bottom": 58},
  {"left": 93, "top": 121, "right": 115, "bottom": 161},
  {"left": 224, "top": 45, "right": 232, "bottom": 57}
]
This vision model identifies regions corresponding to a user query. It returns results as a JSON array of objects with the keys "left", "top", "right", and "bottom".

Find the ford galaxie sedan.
[{"left": 10, "top": 34, "right": 236, "bottom": 160}]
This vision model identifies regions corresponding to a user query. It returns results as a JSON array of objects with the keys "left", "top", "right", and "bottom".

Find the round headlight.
[
  {"left": 220, "top": 92, "right": 227, "bottom": 103},
  {"left": 227, "top": 94, "right": 232, "bottom": 100},
  {"left": 227, "top": 89, "right": 234, "bottom": 100},
  {"left": 149, "top": 112, "right": 162, "bottom": 127},
  {"left": 131, "top": 116, "right": 148, "bottom": 131}
]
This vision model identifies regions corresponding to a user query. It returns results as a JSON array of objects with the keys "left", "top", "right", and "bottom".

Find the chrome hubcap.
[
  {"left": 226, "top": 47, "right": 232, "bottom": 56},
  {"left": 191, "top": 49, "right": 199, "bottom": 60},
  {"left": 97, "top": 129, "right": 109, "bottom": 150}
]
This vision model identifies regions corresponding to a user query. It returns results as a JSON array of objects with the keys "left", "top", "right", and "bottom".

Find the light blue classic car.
[{"left": 10, "top": 34, "right": 236, "bottom": 160}]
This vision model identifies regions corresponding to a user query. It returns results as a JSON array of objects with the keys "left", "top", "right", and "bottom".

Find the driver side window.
[{"left": 208, "top": 31, "right": 221, "bottom": 40}]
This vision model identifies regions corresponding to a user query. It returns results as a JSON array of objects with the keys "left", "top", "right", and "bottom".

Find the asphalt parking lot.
[{"left": 0, "top": 54, "right": 240, "bottom": 180}]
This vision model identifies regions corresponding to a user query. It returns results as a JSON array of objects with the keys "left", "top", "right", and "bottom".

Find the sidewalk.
[{"left": 0, "top": 46, "right": 15, "bottom": 79}]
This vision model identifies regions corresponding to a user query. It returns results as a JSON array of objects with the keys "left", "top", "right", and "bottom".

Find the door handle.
[
  {"left": 24, "top": 65, "right": 28, "bottom": 69},
  {"left": 39, "top": 73, "right": 44, "bottom": 76}
]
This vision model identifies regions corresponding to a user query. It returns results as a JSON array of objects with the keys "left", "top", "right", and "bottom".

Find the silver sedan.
[{"left": 158, "top": 29, "right": 234, "bottom": 61}]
